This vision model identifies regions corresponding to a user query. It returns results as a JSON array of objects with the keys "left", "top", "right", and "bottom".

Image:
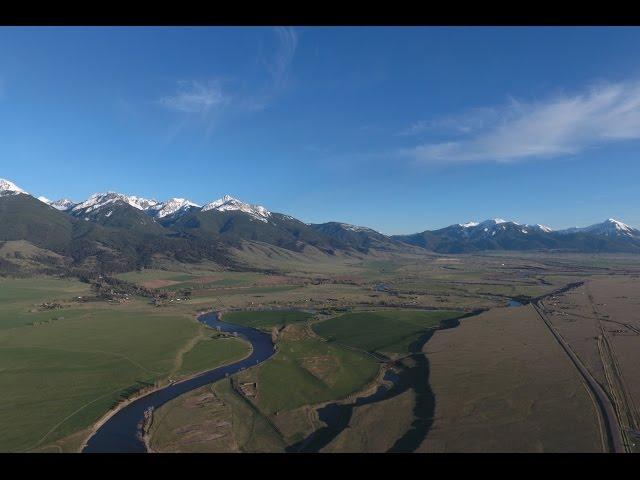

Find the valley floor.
[
  {"left": 420, "top": 303, "right": 602, "bottom": 452},
  {"left": 1, "top": 250, "right": 640, "bottom": 452}
]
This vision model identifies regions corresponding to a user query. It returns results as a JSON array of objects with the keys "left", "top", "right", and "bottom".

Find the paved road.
[{"left": 532, "top": 301, "right": 626, "bottom": 453}]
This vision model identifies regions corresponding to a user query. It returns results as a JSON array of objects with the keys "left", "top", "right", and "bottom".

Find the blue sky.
[{"left": 2, "top": 27, "right": 640, "bottom": 234}]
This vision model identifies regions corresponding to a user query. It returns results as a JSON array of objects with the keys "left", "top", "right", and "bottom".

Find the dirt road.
[{"left": 532, "top": 301, "right": 626, "bottom": 453}]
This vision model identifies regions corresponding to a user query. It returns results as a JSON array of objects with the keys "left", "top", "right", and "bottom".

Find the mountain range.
[
  {"left": 1, "top": 177, "right": 639, "bottom": 274},
  {"left": 394, "top": 218, "right": 640, "bottom": 253}
]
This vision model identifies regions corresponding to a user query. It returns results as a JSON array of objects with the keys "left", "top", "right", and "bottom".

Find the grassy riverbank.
[{"left": 0, "top": 277, "right": 248, "bottom": 452}]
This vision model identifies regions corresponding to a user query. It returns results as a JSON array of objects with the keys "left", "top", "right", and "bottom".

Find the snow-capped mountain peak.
[
  {"left": 50, "top": 198, "right": 77, "bottom": 211},
  {"left": 528, "top": 224, "right": 553, "bottom": 233},
  {"left": 0, "top": 178, "right": 28, "bottom": 197},
  {"left": 559, "top": 218, "right": 638, "bottom": 238},
  {"left": 446, "top": 218, "right": 553, "bottom": 238},
  {"left": 475, "top": 218, "right": 516, "bottom": 232},
  {"left": 481, "top": 218, "right": 509, "bottom": 226},
  {"left": 150, "top": 198, "right": 200, "bottom": 219},
  {"left": 37, "top": 197, "right": 77, "bottom": 211},
  {"left": 201, "top": 195, "right": 271, "bottom": 222},
  {"left": 338, "top": 222, "right": 380, "bottom": 234},
  {"left": 72, "top": 192, "right": 159, "bottom": 215},
  {"left": 459, "top": 221, "right": 479, "bottom": 228},
  {"left": 605, "top": 218, "right": 633, "bottom": 232}
]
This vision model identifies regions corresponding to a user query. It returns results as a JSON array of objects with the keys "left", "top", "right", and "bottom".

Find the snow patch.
[
  {"left": 0, "top": 178, "right": 28, "bottom": 196},
  {"left": 201, "top": 195, "right": 271, "bottom": 222},
  {"left": 72, "top": 192, "right": 159, "bottom": 215},
  {"left": 150, "top": 198, "right": 200, "bottom": 219},
  {"left": 558, "top": 218, "right": 638, "bottom": 238},
  {"left": 339, "top": 222, "right": 379, "bottom": 234}
]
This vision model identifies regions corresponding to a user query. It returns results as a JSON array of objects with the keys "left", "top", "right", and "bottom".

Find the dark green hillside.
[
  {"left": 71, "top": 203, "right": 167, "bottom": 236},
  {"left": 166, "top": 210, "right": 336, "bottom": 253},
  {"left": 392, "top": 230, "right": 442, "bottom": 251},
  {"left": 310, "top": 222, "right": 405, "bottom": 253},
  {"left": 552, "top": 232, "right": 640, "bottom": 253},
  {"left": 0, "top": 195, "right": 73, "bottom": 251},
  {"left": 0, "top": 195, "right": 234, "bottom": 275},
  {"left": 68, "top": 220, "right": 233, "bottom": 273}
]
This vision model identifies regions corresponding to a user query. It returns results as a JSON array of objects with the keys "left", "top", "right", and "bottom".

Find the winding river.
[
  {"left": 84, "top": 301, "right": 524, "bottom": 453},
  {"left": 82, "top": 312, "right": 275, "bottom": 453}
]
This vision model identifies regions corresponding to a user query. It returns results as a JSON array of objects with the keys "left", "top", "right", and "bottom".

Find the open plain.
[{"left": 2, "top": 250, "right": 640, "bottom": 452}]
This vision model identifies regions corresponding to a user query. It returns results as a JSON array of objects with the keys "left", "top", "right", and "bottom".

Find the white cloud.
[
  {"left": 158, "top": 81, "right": 230, "bottom": 114},
  {"left": 400, "top": 107, "right": 497, "bottom": 136},
  {"left": 270, "top": 27, "right": 298, "bottom": 85},
  {"left": 158, "top": 28, "right": 298, "bottom": 119},
  {"left": 399, "top": 120, "right": 431, "bottom": 136},
  {"left": 402, "top": 80, "right": 640, "bottom": 165},
  {"left": 243, "top": 27, "right": 298, "bottom": 111}
]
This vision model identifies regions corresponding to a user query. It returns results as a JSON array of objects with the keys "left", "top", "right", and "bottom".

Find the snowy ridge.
[
  {"left": 338, "top": 222, "right": 381, "bottom": 234},
  {"left": 201, "top": 195, "right": 271, "bottom": 222},
  {"left": 72, "top": 192, "right": 159, "bottom": 215},
  {"left": 478, "top": 218, "right": 510, "bottom": 227},
  {"left": 529, "top": 224, "right": 553, "bottom": 233},
  {"left": 0, "top": 178, "right": 28, "bottom": 196},
  {"left": 1, "top": 178, "right": 638, "bottom": 241},
  {"left": 49, "top": 199, "right": 77, "bottom": 211},
  {"left": 448, "top": 218, "right": 555, "bottom": 238},
  {"left": 150, "top": 198, "right": 200, "bottom": 219},
  {"left": 39, "top": 197, "right": 77, "bottom": 211},
  {"left": 558, "top": 219, "right": 639, "bottom": 238}
]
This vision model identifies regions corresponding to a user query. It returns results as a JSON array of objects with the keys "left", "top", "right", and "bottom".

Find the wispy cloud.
[
  {"left": 158, "top": 80, "right": 230, "bottom": 114},
  {"left": 157, "top": 27, "right": 298, "bottom": 132},
  {"left": 243, "top": 27, "right": 298, "bottom": 111},
  {"left": 399, "top": 107, "right": 498, "bottom": 136},
  {"left": 401, "top": 80, "right": 640, "bottom": 165},
  {"left": 267, "top": 27, "right": 298, "bottom": 90}
]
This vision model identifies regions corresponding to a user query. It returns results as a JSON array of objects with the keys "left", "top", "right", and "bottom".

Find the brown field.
[
  {"left": 321, "top": 389, "right": 416, "bottom": 452},
  {"left": 140, "top": 279, "right": 182, "bottom": 289},
  {"left": 418, "top": 304, "right": 603, "bottom": 452},
  {"left": 299, "top": 355, "right": 340, "bottom": 386},
  {"left": 148, "top": 379, "right": 286, "bottom": 453},
  {"left": 540, "top": 275, "right": 640, "bottom": 451}
]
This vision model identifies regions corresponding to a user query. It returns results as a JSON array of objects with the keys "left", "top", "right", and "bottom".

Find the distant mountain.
[
  {"left": 2, "top": 177, "right": 640, "bottom": 277},
  {"left": 149, "top": 198, "right": 200, "bottom": 219},
  {"left": 549, "top": 219, "right": 640, "bottom": 253},
  {"left": 71, "top": 192, "right": 159, "bottom": 216},
  {"left": 310, "top": 222, "right": 407, "bottom": 253},
  {"left": 158, "top": 195, "right": 336, "bottom": 253},
  {"left": 69, "top": 193, "right": 165, "bottom": 235},
  {"left": 0, "top": 181, "right": 233, "bottom": 274},
  {"left": 558, "top": 218, "right": 639, "bottom": 239},
  {"left": 43, "top": 198, "right": 77, "bottom": 211},
  {"left": 0, "top": 178, "right": 28, "bottom": 197},
  {"left": 394, "top": 219, "right": 560, "bottom": 253},
  {"left": 166, "top": 208, "right": 335, "bottom": 253},
  {"left": 0, "top": 193, "right": 73, "bottom": 251},
  {"left": 394, "top": 218, "right": 640, "bottom": 253},
  {"left": 201, "top": 195, "right": 271, "bottom": 222}
]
